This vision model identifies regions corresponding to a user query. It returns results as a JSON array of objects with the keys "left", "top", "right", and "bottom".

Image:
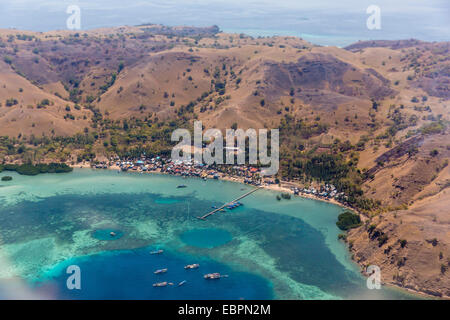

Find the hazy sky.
[{"left": 0, "top": 0, "right": 448, "bottom": 46}]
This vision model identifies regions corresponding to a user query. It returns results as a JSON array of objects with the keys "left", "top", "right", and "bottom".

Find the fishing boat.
[
  {"left": 184, "top": 264, "right": 200, "bottom": 270},
  {"left": 154, "top": 268, "right": 168, "bottom": 274},
  {"left": 153, "top": 282, "right": 168, "bottom": 287},
  {"left": 150, "top": 249, "right": 164, "bottom": 255},
  {"left": 178, "top": 280, "right": 187, "bottom": 287},
  {"left": 204, "top": 273, "right": 226, "bottom": 280},
  {"left": 110, "top": 232, "right": 116, "bottom": 237}
]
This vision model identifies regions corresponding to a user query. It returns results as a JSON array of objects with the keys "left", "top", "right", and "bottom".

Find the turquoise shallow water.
[{"left": 0, "top": 169, "right": 417, "bottom": 299}]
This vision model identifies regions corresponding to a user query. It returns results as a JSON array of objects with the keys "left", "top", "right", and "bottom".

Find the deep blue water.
[{"left": 29, "top": 247, "right": 273, "bottom": 300}]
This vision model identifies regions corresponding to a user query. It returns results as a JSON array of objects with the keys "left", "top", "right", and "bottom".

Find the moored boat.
[
  {"left": 150, "top": 249, "right": 164, "bottom": 255},
  {"left": 204, "top": 273, "right": 225, "bottom": 280},
  {"left": 153, "top": 282, "right": 168, "bottom": 287},
  {"left": 178, "top": 280, "right": 187, "bottom": 286},
  {"left": 154, "top": 268, "right": 168, "bottom": 274},
  {"left": 184, "top": 263, "right": 200, "bottom": 270}
]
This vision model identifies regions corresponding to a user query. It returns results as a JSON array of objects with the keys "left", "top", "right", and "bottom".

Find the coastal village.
[{"left": 85, "top": 156, "right": 349, "bottom": 207}]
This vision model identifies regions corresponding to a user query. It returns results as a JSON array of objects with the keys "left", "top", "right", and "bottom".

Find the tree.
[
  {"left": 336, "top": 211, "right": 361, "bottom": 230},
  {"left": 371, "top": 99, "right": 379, "bottom": 111},
  {"left": 3, "top": 56, "right": 12, "bottom": 64},
  {"left": 5, "top": 98, "right": 18, "bottom": 107}
]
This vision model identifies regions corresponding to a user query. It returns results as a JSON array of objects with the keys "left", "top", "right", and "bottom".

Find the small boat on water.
[
  {"left": 226, "top": 202, "right": 243, "bottom": 210},
  {"left": 153, "top": 282, "right": 174, "bottom": 287},
  {"left": 110, "top": 232, "right": 116, "bottom": 237},
  {"left": 178, "top": 280, "right": 187, "bottom": 287},
  {"left": 204, "top": 273, "right": 227, "bottom": 280},
  {"left": 184, "top": 264, "right": 200, "bottom": 270},
  {"left": 150, "top": 249, "right": 164, "bottom": 255},
  {"left": 177, "top": 185, "right": 187, "bottom": 188},
  {"left": 154, "top": 268, "right": 168, "bottom": 274},
  {"left": 153, "top": 282, "right": 168, "bottom": 287}
]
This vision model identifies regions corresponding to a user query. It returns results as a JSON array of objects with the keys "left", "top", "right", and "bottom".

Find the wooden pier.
[{"left": 197, "top": 186, "right": 263, "bottom": 220}]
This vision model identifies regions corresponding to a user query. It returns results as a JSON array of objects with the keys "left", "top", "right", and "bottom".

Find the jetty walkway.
[{"left": 197, "top": 186, "right": 263, "bottom": 220}]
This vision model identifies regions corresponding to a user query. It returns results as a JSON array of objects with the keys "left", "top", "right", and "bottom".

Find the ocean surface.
[
  {"left": 0, "top": 0, "right": 448, "bottom": 46},
  {"left": 0, "top": 169, "right": 419, "bottom": 299}
]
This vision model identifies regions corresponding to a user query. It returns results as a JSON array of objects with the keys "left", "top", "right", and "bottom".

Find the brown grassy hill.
[{"left": 0, "top": 59, "right": 90, "bottom": 137}]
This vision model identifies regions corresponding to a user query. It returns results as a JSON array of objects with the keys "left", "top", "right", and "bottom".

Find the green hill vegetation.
[
  {"left": 0, "top": 163, "right": 72, "bottom": 176},
  {"left": 336, "top": 211, "right": 362, "bottom": 231}
]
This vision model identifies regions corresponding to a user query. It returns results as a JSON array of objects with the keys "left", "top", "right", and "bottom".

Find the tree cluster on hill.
[
  {"left": 336, "top": 211, "right": 361, "bottom": 230},
  {"left": 0, "top": 163, "right": 73, "bottom": 175},
  {"left": 276, "top": 114, "right": 378, "bottom": 210}
]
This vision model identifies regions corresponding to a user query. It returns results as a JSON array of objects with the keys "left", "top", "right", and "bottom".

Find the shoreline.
[{"left": 73, "top": 163, "right": 357, "bottom": 214}]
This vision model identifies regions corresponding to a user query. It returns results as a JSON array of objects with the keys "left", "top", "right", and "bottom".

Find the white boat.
[
  {"left": 154, "top": 268, "right": 168, "bottom": 274},
  {"left": 153, "top": 282, "right": 168, "bottom": 287},
  {"left": 204, "top": 273, "right": 226, "bottom": 280}
]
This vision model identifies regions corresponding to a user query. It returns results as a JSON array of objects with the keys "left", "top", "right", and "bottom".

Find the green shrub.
[
  {"left": 3, "top": 56, "right": 12, "bottom": 64},
  {"left": 367, "top": 224, "right": 377, "bottom": 234},
  {"left": 399, "top": 239, "right": 407, "bottom": 248},
  {"left": 5, "top": 98, "right": 18, "bottom": 107},
  {"left": 338, "top": 233, "right": 347, "bottom": 241},
  {"left": 378, "top": 234, "right": 389, "bottom": 247},
  {"left": 281, "top": 193, "right": 291, "bottom": 200},
  {"left": 2, "top": 163, "right": 73, "bottom": 175},
  {"left": 336, "top": 211, "right": 361, "bottom": 230}
]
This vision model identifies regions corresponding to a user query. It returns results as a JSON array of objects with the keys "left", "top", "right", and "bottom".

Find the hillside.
[{"left": 0, "top": 25, "right": 449, "bottom": 297}]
